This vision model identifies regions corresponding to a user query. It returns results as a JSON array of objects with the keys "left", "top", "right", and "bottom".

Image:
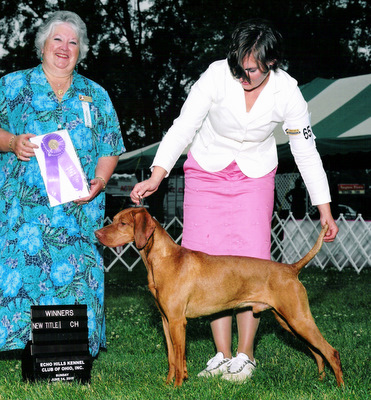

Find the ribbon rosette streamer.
[{"left": 41, "top": 133, "right": 84, "bottom": 203}]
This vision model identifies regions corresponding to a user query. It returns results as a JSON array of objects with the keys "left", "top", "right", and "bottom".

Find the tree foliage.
[{"left": 0, "top": 0, "right": 369, "bottom": 150}]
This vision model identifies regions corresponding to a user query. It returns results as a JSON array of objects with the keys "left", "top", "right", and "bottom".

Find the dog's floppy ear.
[{"left": 132, "top": 208, "right": 156, "bottom": 249}]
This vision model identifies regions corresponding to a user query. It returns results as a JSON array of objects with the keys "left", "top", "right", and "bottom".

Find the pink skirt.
[{"left": 181, "top": 152, "right": 276, "bottom": 260}]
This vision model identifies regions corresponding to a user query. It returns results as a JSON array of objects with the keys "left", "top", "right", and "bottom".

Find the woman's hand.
[
  {"left": 317, "top": 203, "right": 339, "bottom": 242},
  {"left": 8, "top": 133, "right": 38, "bottom": 161},
  {"left": 130, "top": 166, "right": 167, "bottom": 205},
  {"left": 75, "top": 177, "right": 106, "bottom": 205},
  {"left": 74, "top": 155, "right": 119, "bottom": 206}
]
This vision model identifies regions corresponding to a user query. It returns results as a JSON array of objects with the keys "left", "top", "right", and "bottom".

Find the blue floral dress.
[{"left": 0, "top": 64, "right": 125, "bottom": 356}]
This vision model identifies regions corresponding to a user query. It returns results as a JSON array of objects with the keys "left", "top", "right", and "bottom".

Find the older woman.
[{"left": 0, "top": 11, "right": 125, "bottom": 356}]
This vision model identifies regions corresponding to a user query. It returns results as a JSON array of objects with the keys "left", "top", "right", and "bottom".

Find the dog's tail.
[{"left": 292, "top": 224, "right": 329, "bottom": 273}]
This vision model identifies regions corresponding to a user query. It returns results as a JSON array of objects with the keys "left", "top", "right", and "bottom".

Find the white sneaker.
[
  {"left": 221, "top": 352, "right": 256, "bottom": 382},
  {"left": 197, "top": 352, "right": 231, "bottom": 377}
]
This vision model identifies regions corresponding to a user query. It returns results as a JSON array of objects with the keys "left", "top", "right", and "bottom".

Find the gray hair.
[{"left": 35, "top": 10, "right": 89, "bottom": 64}]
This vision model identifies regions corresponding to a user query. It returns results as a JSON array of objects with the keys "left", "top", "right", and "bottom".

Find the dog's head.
[{"left": 95, "top": 207, "right": 156, "bottom": 249}]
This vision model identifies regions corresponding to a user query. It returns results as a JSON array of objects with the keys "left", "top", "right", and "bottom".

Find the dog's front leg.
[
  {"left": 160, "top": 314, "right": 176, "bottom": 384},
  {"left": 168, "top": 316, "right": 188, "bottom": 386}
]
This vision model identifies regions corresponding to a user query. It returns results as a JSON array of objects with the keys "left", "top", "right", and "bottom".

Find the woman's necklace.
[
  {"left": 56, "top": 85, "right": 65, "bottom": 97},
  {"left": 53, "top": 76, "right": 72, "bottom": 100},
  {"left": 44, "top": 70, "right": 72, "bottom": 100}
]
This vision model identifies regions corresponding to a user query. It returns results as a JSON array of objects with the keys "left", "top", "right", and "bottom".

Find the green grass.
[{"left": 0, "top": 264, "right": 369, "bottom": 400}]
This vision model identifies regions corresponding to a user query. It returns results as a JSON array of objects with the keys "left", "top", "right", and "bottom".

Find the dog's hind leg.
[
  {"left": 275, "top": 297, "right": 343, "bottom": 386},
  {"left": 288, "top": 316, "right": 342, "bottom": 385},
  {"left": 272, "top": 310, "right": 326, "bottom": 380}
]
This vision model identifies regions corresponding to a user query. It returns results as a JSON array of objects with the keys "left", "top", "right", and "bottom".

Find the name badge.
[
  {"left": 81, "top": 101, "right": 92, "bottom": 128},
  {"left": 79, "top": 95, "right": 92, "bottom": 102}
]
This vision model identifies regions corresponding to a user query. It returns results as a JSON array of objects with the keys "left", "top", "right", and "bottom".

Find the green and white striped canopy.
[
  {"left": 117, "top": 73, "right": 371, "bottom": 173},
  {"left": 275, "top": 73, "right": 371, "bottom": 158}
]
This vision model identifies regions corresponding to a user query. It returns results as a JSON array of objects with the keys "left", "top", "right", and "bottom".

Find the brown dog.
[{"left": 95, "top": 207, "right": 343, "bottom": 387}]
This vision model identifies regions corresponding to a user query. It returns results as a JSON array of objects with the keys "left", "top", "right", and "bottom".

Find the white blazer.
[{"left": 152, "top": 60, "right": 331, "bottom": 205}]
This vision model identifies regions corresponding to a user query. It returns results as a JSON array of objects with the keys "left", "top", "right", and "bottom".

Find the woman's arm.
[
  {"left": 0, "top": 128, "right": 14, "bottom": 152},
  {"left": 0, "top": 128, "right": 37, "bottom": 159}
]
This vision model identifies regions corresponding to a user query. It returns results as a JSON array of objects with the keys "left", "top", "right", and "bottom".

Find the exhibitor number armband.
[{"left": 284, "top": 125, "right": 313, "bottom": 140}]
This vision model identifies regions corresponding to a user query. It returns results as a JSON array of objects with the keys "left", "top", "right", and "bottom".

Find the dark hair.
[{"left": 227, "top": 19, "right": 283, "bottom": 80}]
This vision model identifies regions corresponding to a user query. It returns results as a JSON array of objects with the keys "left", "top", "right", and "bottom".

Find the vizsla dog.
[{"left": 95, "top": 207, "right": 343, "bottom": 387}]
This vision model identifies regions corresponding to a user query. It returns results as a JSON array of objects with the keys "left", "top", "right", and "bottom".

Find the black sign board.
[{"left": 22, "top": 304, "right": 92, "bottom": 383}]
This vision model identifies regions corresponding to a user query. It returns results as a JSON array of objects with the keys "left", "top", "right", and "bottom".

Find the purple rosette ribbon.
[{"left": 41, "top": 133, "right": 83, "bottom": 203}]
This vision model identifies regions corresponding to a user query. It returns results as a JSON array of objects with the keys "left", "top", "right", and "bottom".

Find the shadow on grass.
[{"left": 0, "top": 350, "right": 23, "bottom": 361}]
